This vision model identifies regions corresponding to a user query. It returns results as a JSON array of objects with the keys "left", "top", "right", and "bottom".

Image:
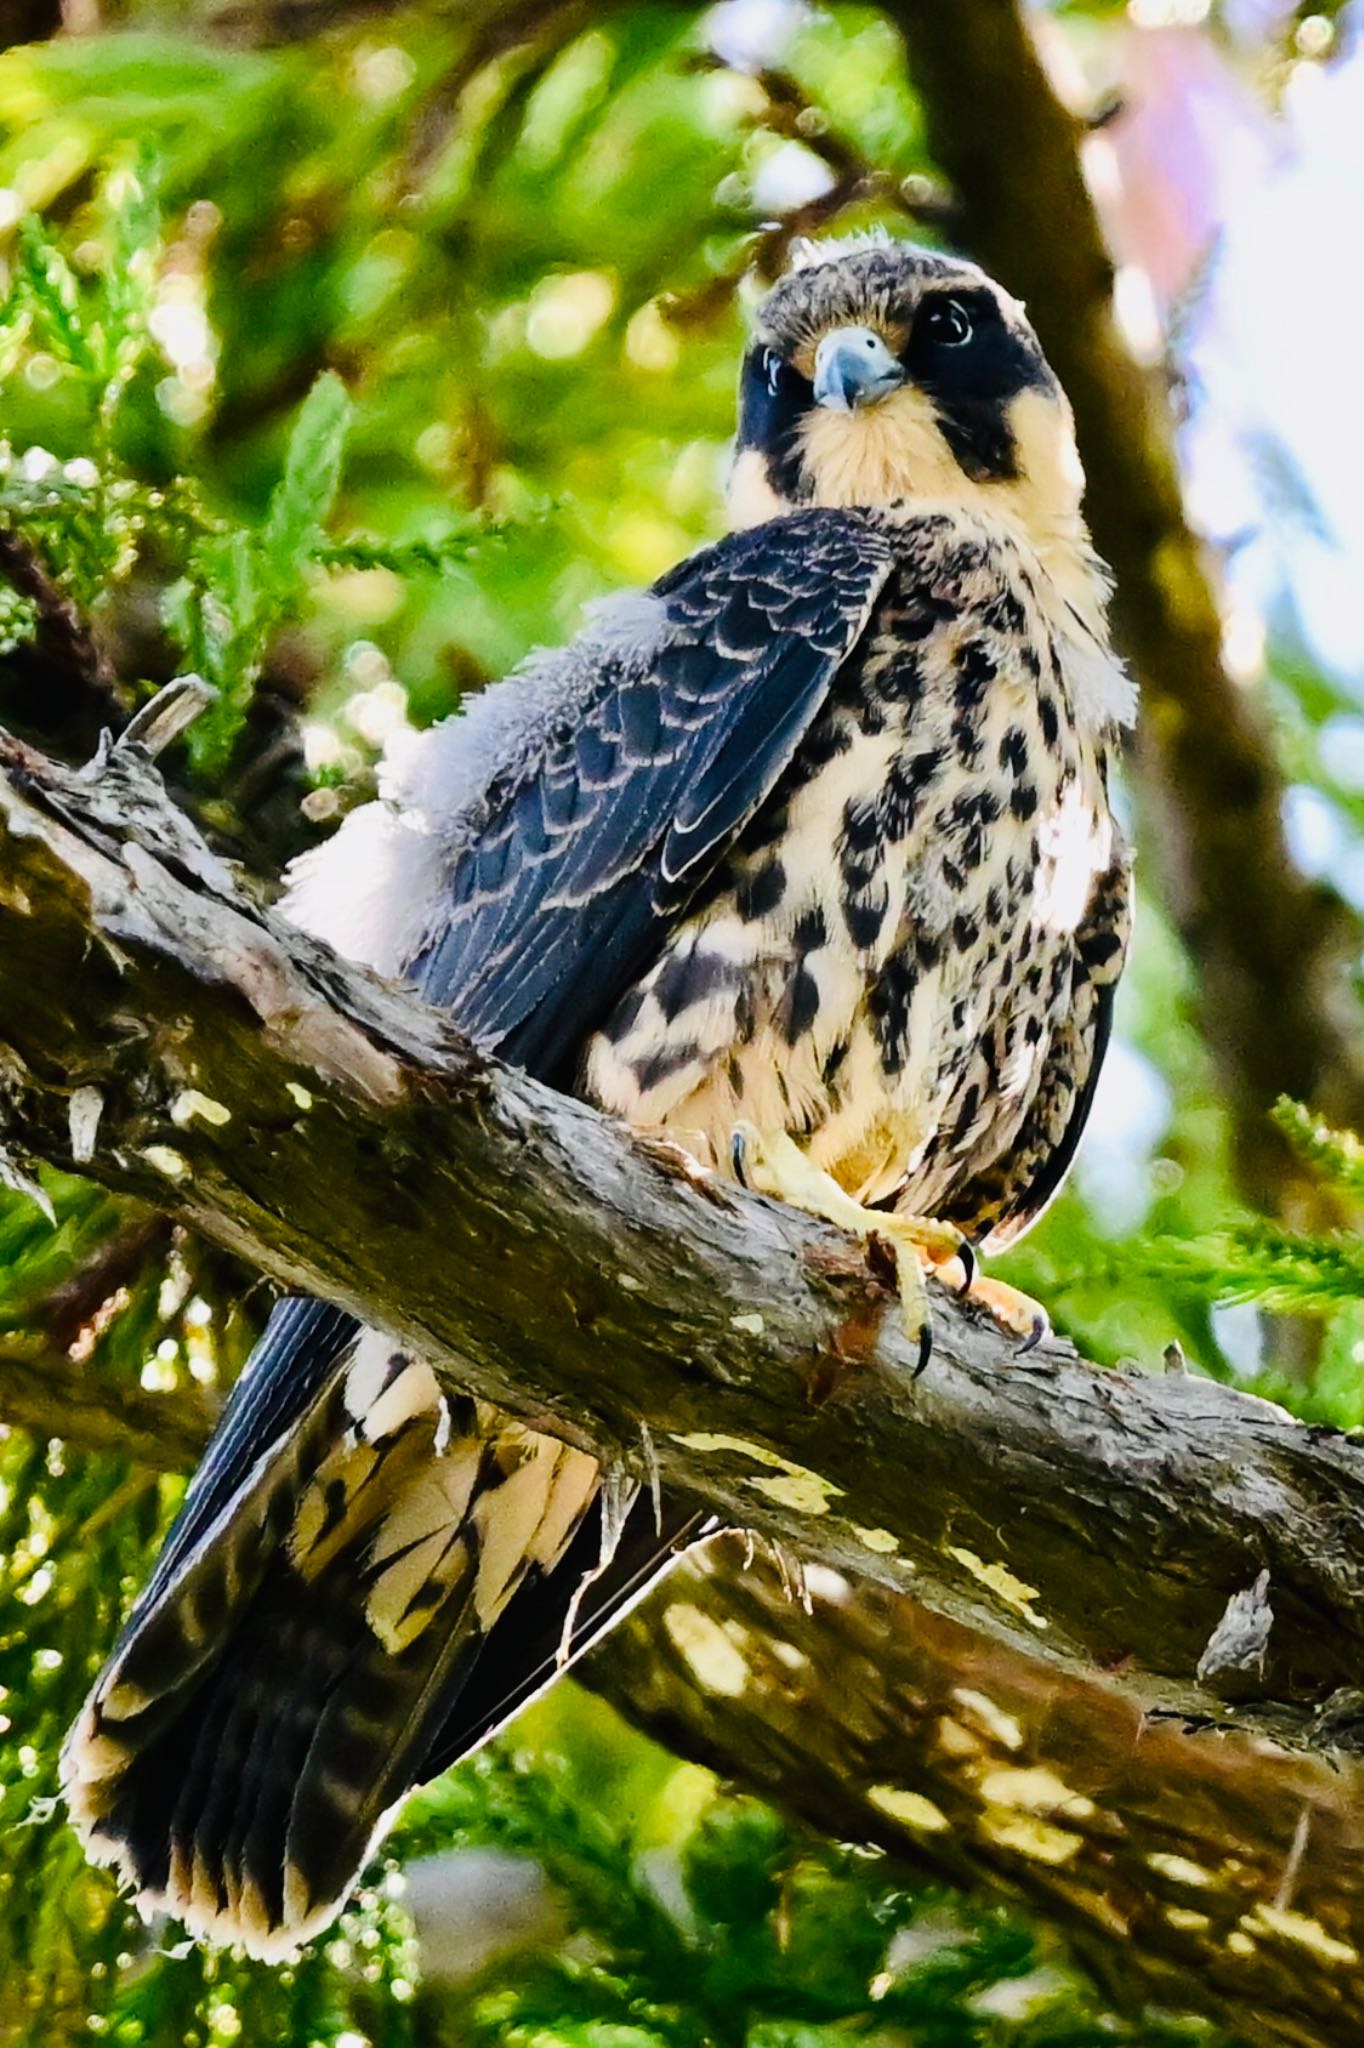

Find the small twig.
[
  {"left": 33, "top": 1214, "right": 170, "bottom": 1352},
  {"left": 116, "top": 674, "right": 217, "bottom": 760},
  {"left": 77, "top": 1467, "right": 158, "bottom": 1541},
  {"left": 0, "top": 1334, "right": 217, "bottom": 1472},
  {"left": 1274, "top": 1802, "right": 1313, "bottom": 1913},
  {"left": 665, "top": 57, "right": 946, "bottom": 327}
]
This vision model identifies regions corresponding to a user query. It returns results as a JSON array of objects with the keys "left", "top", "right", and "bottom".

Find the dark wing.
[
  {"left": 413, "top": 509, "right": 900, "bottom": 1077},
  {"left": 108, "top": 510, "right": 895, "bottom": 1637},
  {"left": 63, "top": 508, "right": 898, "bottom": 1955},
  {"left": 130, "top": 1297, "right": 358, "bottom": 1613},
  {"left": 966, "top": 850, "right": 1132, "bottom": 1252},
  {"left": 64, "top": 1333, "right": 602, "bottom": 1956}
]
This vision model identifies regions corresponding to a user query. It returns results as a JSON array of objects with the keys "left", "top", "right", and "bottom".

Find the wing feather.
[
  {"left": 413, "top": 510, "right": 899, "bottom": 1062},
  {"left": 104, "top": 513, "right": 895, "bottom": 1647},
  {"left": 63, "top": 506, "right": 903, "bottom": 1954}
]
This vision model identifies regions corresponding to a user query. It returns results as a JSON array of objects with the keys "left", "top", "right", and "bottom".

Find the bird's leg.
[{"left": 730, "top": 1123, "right": 968, "bottom": 1372}]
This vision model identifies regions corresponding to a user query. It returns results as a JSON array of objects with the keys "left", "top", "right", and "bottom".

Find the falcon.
[{"left": 61, "top": 234, "right": 1134, "bottom": 1958}]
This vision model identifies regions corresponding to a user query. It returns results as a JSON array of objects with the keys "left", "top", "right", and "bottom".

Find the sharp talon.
[
  {"left": 955, "top": 1240, "right": 976, "bottom": 1295},
  {"left": 1015, "top": 1311, "right": 1048, "bottom": 1357},
  {"left": 722, "top": 1127, "right": 952, "bottom": 1357},
  {"left": 963, "top": 1272, "right": 1050, "bottom": 1350}
]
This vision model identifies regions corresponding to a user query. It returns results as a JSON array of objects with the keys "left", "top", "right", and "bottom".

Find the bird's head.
[{"left": 731, "top": 235, "right": 1093, "bottom": 597}]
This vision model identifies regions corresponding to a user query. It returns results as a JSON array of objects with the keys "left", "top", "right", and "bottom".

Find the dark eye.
[{"left": 921, "top": 298, "right": 974, "bottom": 348}]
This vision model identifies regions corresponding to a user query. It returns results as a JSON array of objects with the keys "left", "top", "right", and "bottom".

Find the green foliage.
[
  {"left": 0, "top": 193, "right": 483, "bottom": 774},
  {"left": 1089, "top": 1097, "right": 1364, "bottom": 1425},
  {"left": 1135, "top": 1100, "right": 1364, "bottom": 1322},
  {"left": 1137, "top": 1221, "right": 1364, "bottom": 1320},
  {"left": 0, "top": 2, "right": 1348, "bottom": 2043},
  {"left": 164, "top": 370, "right": 354, "bottom": 768},
  {"left": 1272, "top": 1097, "right": 1364, "bottom": 1202},
  {"left": 0, "top": 1178, "right": 204, "bottom": 2044},
  {"left": 0, "top": 185, "right": 152, "bottom": 623},
  {"left": 387, "top": 1690, "right": 1216, "bottom": 2048}
]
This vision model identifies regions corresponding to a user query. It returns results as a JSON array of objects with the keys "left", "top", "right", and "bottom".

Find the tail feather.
[
  {"left": 423, "top": 1487, "right": 712, "bottom": 1780},
  {"left": 61, "top": 1327, "right": 602, "bottom": 1960}
]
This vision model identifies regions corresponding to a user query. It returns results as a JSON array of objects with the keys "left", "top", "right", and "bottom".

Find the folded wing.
[{"left": 61, "top": 510, "right": 898, "bottom": 1956}]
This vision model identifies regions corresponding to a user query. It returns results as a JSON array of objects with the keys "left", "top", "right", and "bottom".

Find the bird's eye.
[
  {"left": 763, "top": 348, "right": 787, "bottom": 395},
  {"left": 921, "top": 298, "right": 974, "bottom": 348}
]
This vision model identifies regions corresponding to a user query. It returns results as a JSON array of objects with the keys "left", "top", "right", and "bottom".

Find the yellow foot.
[
  {"left": 964, "top": 1274, "right": 1050, "bottom": 1354},
  {"left": 730, "top": 1122, "right": 969, "bottom": 1374}
]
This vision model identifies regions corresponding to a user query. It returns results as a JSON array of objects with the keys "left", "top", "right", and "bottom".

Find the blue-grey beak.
[{"left": 812, "top": 325, "right": 906, "bottom": 411}]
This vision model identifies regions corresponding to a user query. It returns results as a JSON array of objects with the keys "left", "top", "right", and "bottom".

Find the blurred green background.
[{"left": 1, "top": 0, "right": 1363, "bottom": 2041}]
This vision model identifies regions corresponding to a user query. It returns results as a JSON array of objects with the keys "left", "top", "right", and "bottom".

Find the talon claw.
[
  {"left": 1015, "top": 1312, "right": 1049, "bottom": 1357},
  {"left": 730, "top": 1128, "right": 751, "bottom": 1188},
  {"left": 955, "top": 1240, "right": 976, "bottom": 1295},
  {"left": 913, "top": 1322, "right": 933, "bottom": 1378}
]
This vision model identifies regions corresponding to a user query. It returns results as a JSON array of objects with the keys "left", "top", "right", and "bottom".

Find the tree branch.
[
  {"left": 588, "top": 1541, "right": 1364, "bottom": 2048},
  {"left": 7, "top": 725, "right": 1364, "bottom": 2037},
  {"left": 884, "top": 0, "right": 1364, "bottom": 1216},
  {"left": 0, "top": 525, "right": 129, "bottom": 763},
  {"left": 1, "top": 723, "right": 1364, "bottom": 1729},
  {"left": 0, "top": 1333, "right": 216, "bottom": 1471}
]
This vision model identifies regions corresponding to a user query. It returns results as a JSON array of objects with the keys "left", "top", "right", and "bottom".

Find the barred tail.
[{"left": 61, "top": 1326, "right": 600, "bottom": 1960}]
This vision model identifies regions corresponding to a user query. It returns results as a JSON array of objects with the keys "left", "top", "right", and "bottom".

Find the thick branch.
[
  {"left": 8, "top": 728, "right": 1364, "bottom": 2039},
  {"left": 590, "top": 1542, "right": 1364, "bottom": 2048},
  {"left": 886, "top": 0, "right": 1364, "bottom": 1214},
  {"left": 2, "top": 727, "right": 1364, "bottom": 1736}
]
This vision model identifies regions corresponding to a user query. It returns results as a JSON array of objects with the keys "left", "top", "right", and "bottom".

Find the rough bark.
[
  {"left": 589, "top": 1540, "right": 1364, "bottom": 2048},
  {"left": 3, "top": 722, "right": 1364, "bottom": 1721},
  {"left": 7, "top": 1315, "right": 1364, "bottom": 2048},
  {"left": 884, "top": 0, "right": 1364, "bottom": 1216},
  {"left": 10, "top": 1333, "right": 1364, "bottom": 2047},
  {"left": 7, "top": 728, "right": 1364, "bottom": 2038}
]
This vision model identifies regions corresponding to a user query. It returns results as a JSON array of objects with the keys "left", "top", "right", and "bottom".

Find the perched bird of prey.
[{"left": 62, "top": 234, "right": 1134, "bottom": 1958}]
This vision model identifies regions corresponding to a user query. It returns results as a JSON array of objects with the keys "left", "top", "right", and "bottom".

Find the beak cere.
[{"left": 812, "top": 325, "right": 906, "bottom": 412}]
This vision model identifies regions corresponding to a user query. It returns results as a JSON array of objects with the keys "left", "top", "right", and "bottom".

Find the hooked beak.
[{"left": 812, "top": 325, "right": 906, "bottom": 412}]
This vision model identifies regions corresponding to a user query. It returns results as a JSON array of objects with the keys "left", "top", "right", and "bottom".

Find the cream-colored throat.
[
  {"left": 796, "top": 385, "right": 1104, "bottom": 636},
  {"left": 727, "top": 387, "right": 1132, "bottom": 733}
]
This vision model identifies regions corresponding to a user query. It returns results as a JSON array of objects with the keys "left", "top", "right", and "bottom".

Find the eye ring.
[{"left": 922, "top": 297, "right": 974, "bottom": 348}]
